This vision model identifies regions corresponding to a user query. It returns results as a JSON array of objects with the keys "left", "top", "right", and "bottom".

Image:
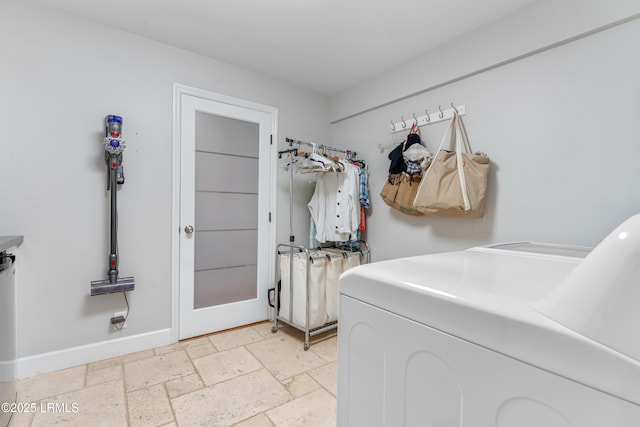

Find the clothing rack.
[
  {"left": 272, "top": 139, "right": 370, "bottom": 350},
  {"left": 390, "top": 103, "right": 465, "bottom": 133},
  {"left": 285, "top": 137, "right": 358, "bottom": 161}
]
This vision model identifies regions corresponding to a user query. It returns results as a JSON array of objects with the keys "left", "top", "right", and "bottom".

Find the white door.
[{"left": 175, "top": 88, "right": 276, "bottom": 339}]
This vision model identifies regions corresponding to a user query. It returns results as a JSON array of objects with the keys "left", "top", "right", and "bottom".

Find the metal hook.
[
  {"left": 401, "top": 116, "right": 406, "bottom": 129},
  {"left": 438, "top": 105, "right": 444, "bottom": 119},
  {"left": 390, "top": 119, "right": 396, "bottom": 132},
  {"left": 412, "top": 113, "right": 418, "bottom": 124},
  {"left": 450, "top": 103, "right": 459, "bottom": 114},
  {"left": 425, "top": 108, "right": 431, "bottom": 122}
]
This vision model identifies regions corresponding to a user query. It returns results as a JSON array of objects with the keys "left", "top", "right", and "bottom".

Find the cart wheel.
[
  {"left": 271, "top": 326, "right": 278, "bottom": 334},
  {"left": 303, "top": 342, "right": 310, "bottom": 351}
]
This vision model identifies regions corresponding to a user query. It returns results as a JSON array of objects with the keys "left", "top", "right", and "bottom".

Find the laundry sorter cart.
[
  {"left": 272, "top": 241, "right": 370, "bottom": 350},
  {"left": 272, "top": 138, "right": 370, "bottom": 349}
]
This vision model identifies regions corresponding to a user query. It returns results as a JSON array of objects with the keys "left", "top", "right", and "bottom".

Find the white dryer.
[{"left": 337, "top": 215, "right": 640, "bottom": 426}]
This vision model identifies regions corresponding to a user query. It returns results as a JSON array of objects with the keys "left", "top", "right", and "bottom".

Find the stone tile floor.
[{"left": 9, "top": 322, "right": 337, "bottom": 426}]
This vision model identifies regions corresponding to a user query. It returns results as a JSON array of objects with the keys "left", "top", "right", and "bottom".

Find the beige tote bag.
[
  {"left": 413, "top": 113, "right": 490, "bottom": 217},
  {"left": 380, "top": 173, "right": 424, "bottom": 216}
]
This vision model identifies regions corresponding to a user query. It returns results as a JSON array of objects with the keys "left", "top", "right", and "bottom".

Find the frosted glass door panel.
[
  {"left": 196, "top": 113, "right": 259, "bottom": 158},
  {"left": 195, "top": 192, "right": 258, "bottom": 231},
  {"left": 194, "top": 112, "right": 259, "bottom": 309},
  {"left": 195, "top": 154, "right": 258, "bottom": 194},
  {"left": 195, "top": 266, "right": 257, "bottom": 309},
  {"left": 195, "top": 230, "right": 258, "bottom": 270}
]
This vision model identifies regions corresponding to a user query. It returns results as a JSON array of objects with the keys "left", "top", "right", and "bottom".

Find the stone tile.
[
  {"left": 280, "top": 373, "right": 321, "bottom": 398},
  {"left": 180, "top": 336, "right": 211, "bottom": 349},
  {"left": 252, "top": 321, "right": 277, "bottom": 338},
  {"left": 309, "top": 335, "right": 337, "bottom": 362},
  {"left": 269, "top": 323, "right": 305, "bottom": 341},
  {"left": 89, "top": 349, "right": 156, "bottom": 372},
  {"left": 86, "top": 364, "right": 123, "bottom": 387},
  {"left": 172, "top": 369, "right": 290, "bottom": 427},
  {"left": 209, "top": 326, "right": 264, "bottom": 351},
  {"left": 15, "top": 322, "right": 339, "bottom": 426},
  {"left": 17, "top": 365, "right": 86, "bottom": 402},
  {"left": 152, "top": 337, "right": 212, "bottom": 356},
  {"left": 8, "top": 409, "right": 34, "bottom": 427},
  {"left": 153, "top": 342, "right": 185, "bottom": 356},
  {"left": 246, "top": 334, "right": 327, "bottom": 381},
  {"left": 308, "top": 362, "right": 337, "bottom": 396},
  {"left": 266, "top": 388, "right": 336, "bottom": 427},
  {"left": 127, "top": 384, "right": 174, "bottom": 427},
  {"left": 87, "top": 355, "right": 124, "bottom": 372},
  {"left": 233, "top": 413, "right": 275, "bottom": 426},
  {"left": 124, "top": 350, "right": 194, "bottom": 391},
  {"left": 31, "top": 379, "right": 126, "bottom": 427},
  {"left": 164, "top": 373, "right": 204, "bottom": 399},
  {"left": 185, "top": 342, "right": 217, "bottom": 360},
  {"left": 119, "top": 349, "right": 156, "bottom": 365},
  {"left": 193, "top": 346, "right": 263, "bottom": 386}
]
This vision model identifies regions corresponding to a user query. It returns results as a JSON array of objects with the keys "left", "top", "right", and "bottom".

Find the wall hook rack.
[{"left": 390, "top": 104, "right": 465, "bottom": 133}]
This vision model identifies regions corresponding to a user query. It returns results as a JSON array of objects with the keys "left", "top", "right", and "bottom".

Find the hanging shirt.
[
  {"left": 308, "top": 162, "right": 360, "bottom": 243},
  {"left": 358, "top": 165, "right": 370, "bottom": 209},
  {"left": 357, "top": 164, "right": 369, "bottom": 233}
]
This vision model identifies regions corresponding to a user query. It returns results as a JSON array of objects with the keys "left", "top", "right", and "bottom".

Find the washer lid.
[
  {"left": 340, "top": 244, "right": 640, "bottom": 406},
  {"left": 481, "top": 241, "right": 592, "bottom": 258}
]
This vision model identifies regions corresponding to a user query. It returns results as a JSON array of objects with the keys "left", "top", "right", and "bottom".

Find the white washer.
[{"left": 337, "top": 215, "right": 640, "bottom": 427}]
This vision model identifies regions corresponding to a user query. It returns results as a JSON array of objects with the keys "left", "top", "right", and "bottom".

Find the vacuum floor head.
[{"left": 91, "top": 277, "right": 135, "bottom": 296}]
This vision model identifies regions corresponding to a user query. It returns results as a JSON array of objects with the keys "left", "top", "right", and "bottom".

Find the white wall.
[
  {"left": 331, "top": 0, "right": 640, "bottom": 261},
  {"left": 0, "top": 1, "right": 330, "bottom": 375}
]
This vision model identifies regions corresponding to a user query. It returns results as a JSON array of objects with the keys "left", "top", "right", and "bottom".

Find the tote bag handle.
[
  {"left": 415, "top": 113, "right": 472, "bottom": 211},
  {"left": 453, "top": 115, "right": 471, "bottom": 211}
]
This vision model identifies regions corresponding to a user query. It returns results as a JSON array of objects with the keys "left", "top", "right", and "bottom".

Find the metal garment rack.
[
  {"left": 284, "top": 137, "right": 358, "bottom": 160},
  {"left": 272, "top": 138, "right": 369, "bottom": 350}
]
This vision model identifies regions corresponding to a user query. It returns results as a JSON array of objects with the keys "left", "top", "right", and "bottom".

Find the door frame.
[{"left": 171, "top": 83, "right": 278, "bottom": 343}]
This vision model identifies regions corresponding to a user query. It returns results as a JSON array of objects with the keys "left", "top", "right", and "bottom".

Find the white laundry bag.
[
  {"left": 279, "top": 252, "right": 327, "bottom": 329},
  {"left": 325, "top": 252, "right": 361, "bottom": 323}
]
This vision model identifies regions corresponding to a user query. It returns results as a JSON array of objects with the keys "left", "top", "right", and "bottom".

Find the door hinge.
[
  {"left": 270, "top": 135, "right": 273, "bottom": 145},
  {"left": 268, "top": 212, "right": 272, "bottom": 222}
]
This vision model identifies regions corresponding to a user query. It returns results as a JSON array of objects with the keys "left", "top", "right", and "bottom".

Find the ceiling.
[{"left": 26, "top": 0, "right": 537, "bottom": 95}]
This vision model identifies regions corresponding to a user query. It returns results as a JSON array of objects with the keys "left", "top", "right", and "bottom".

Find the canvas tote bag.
[
  {"left": 379, "top": 122, "right": 425, "bottom": 216},
  {"left": 413, "top": 113, "right": 490, "bottom": 217},
  {"left": 380, "top": 173, "right": 424, "bottom": 216}
]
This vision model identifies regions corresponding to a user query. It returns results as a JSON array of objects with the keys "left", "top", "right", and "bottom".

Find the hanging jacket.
[{"left": 388, "top": 133, "right": 421, "bottom": 174}]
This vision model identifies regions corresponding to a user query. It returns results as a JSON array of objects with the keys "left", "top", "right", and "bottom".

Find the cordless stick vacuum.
[{"left": 91, "top": 115, "right": 135, "bottom": 295}]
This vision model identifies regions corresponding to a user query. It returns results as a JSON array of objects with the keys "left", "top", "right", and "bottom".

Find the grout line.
[
  {"left": 82, "top": 363, "right": 88, "bottom": 389},
  {"left": 206, "top": 336, "right": 220, "bottom": 353},
  {"left": 162, "top": 381, "right": 178, "bottom": 427},
  {"left": 122, "top": 368, "right": 131, "bottom": 427}
]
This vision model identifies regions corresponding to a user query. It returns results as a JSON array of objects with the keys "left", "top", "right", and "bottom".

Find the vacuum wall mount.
[{"left": 91, "top": 115, "right": 135, "bottom": 296}]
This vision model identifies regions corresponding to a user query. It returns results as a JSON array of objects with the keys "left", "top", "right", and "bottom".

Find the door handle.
[{"left": 184, "top": 225, "right": 194, "bottom": 235}]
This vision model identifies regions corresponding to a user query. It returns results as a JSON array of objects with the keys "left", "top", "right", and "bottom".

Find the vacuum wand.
[
  {"left": 107, "top": 152, "right": 119, "bottom": 285},
  {"left": 91, "top": 115, "right": 135, "bottom": 296}
]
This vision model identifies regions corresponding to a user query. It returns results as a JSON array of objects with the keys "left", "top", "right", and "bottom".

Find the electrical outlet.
[{"left": 111, "top": 311, "right": 128, "bottom": 329}]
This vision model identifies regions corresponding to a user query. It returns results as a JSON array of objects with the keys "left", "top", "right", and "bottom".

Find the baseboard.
[{"left": 16, "top": 328, "right": 173, "bottom": 379}]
